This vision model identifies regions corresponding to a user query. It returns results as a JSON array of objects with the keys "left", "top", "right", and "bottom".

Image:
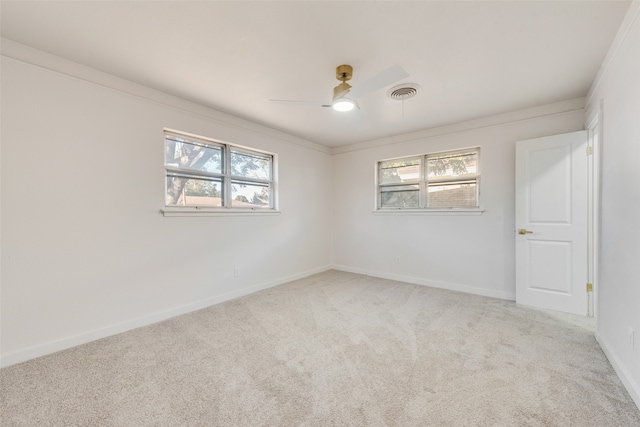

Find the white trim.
[
  {"left": 373, "top": 209, "right": 484, "bottom": 216},
  {"left": 161, "top": 208, "right": 281, "bottom": 217},
  {"left": 586, "top": 1, "right": 640, "bottom": 112},
  {"left": 0, "top": 265, "right": 331, "bottom": 368},
  {"left": 331, "top": 264, "right": 515, "bottom": 301},
  {"left": 596, "top": 332, "right": 640, "bottom": 411},
  {"left": 586, "top": 112, "right": 601, "bottom": 319},
  {"left": 0, "top": 38, "right": 331, "bottom": 155}
]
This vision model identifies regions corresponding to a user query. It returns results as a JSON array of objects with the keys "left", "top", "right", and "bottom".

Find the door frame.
[{"left": 587, "top": 104, "right": 602, "bottom": 319}]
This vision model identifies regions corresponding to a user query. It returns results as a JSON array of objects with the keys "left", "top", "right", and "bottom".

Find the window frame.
[
  {"left": 375, "top": 147, "right": 481, "bottom": 213},
  {"left": 162, "top": 129, "right": 278, "bottom": 216}
]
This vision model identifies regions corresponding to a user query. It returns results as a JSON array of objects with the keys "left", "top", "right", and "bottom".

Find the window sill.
[
  {"left": 160, "top": 207, "right": 281, "bottom": 217},
  {"left": 373, "top": 208, "right": 484, "bottom": 216}
]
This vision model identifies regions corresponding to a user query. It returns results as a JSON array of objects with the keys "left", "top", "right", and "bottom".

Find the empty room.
[{"left": 1, "top": 1, "right": 639, "bottom": 425}]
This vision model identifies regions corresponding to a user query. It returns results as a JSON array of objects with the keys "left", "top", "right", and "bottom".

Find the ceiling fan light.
[{"left": 332, "top": 98, "right": 356, "bottom": 112}]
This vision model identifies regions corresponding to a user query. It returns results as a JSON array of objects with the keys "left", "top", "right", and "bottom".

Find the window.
[
  {"left": 164, "top": 130, "right": 276, "bottom": 211},
  {"left": 377, "top": 148, "right": 479, "bottom": 210}
]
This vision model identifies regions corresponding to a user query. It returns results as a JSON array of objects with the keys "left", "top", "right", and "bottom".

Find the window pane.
[
  {"left": 380, "top": 184, "right": 419, "bottom": 208},
  {"left": 428, "top": 181, "right": 477, "bottom": 208},
  {"left": 165, "top": 138, "right": 222, "bottom": 174},
  {"left": 166, "top": 176, "right": 223, "bottom": 206},
  {"left": 231, "top": 150, "right": 271, "bottom": 180},
  {"left": 379, "top": 158, "right": 420, "bottom": 184},
  {"left": 427, "top": 151, "right": 477, "bottom": 179},
  {"left": 231, "top": 181, "right": 271, "bottom": 208}
]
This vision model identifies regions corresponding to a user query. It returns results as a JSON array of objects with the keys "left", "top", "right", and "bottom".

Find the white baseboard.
[
  {"left": 595, "top": 332, "right": 640, "bottom": 411},
  {"left": 330, "top": 264, "right": 515, "bottom": 301},
  {"left": 0, "top": 265, "right": 331, "bottom": 368}
]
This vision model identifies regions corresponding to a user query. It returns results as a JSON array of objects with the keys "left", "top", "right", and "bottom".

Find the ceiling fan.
[{"left": 269, "top": 64, "right": 409, "bottom": 113}]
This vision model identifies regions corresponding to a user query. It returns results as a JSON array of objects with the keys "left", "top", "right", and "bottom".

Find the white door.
[{"left": 515, "top": 131, "right": 588, "bottom": 315}]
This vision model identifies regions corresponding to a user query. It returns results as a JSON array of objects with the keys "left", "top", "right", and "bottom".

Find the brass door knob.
[{"left": 518, "top": 229, "right": 533, "bottom": 235}]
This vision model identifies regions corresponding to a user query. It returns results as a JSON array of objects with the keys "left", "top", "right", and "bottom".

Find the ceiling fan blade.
[
  {"left": 348, "top": 64, "right": 409, "bottom": 100},
  {"left": 268, "top": 99, "right": 331, "bottom": 107}
]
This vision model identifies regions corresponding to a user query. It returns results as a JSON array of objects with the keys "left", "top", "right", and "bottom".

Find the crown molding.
[
  {"left": 0, "top": 38, "right": 331, "bottom": 155},
  {"left": 586, "top": 0, "right": 640, "bottom": 112},
  {"left": 0, "top": 36, "right": 592, "bottom": 157},
  {"left": 331, "top": 97, "right": 586, "bottom": 155}
]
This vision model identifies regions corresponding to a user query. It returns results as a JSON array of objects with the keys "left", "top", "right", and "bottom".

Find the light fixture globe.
[
  {"left": 332, "top": 97, "right": 356, "bottom": 112},
  {"left": 332, "top": 79, "right": 355, "bottom": 112}
]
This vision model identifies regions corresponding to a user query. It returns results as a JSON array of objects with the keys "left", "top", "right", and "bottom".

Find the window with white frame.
[
  {"left": 164, "top": 130, "right": 276, "bottom": 210},
  {"left": 377, "top": 148, "right": 480, "bottom": 210}
]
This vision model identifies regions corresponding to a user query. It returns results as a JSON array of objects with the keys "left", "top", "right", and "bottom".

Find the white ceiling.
[{"left": 0, "top": 1, "right": 630, "bottom": 147}]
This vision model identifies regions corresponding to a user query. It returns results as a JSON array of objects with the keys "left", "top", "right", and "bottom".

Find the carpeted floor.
[{"left": 1, "top": 270, "right": 639, "bottom": 426}]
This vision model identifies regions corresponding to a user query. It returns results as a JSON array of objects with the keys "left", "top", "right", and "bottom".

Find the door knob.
[{"left": 518, "top": 229, "right": 533, "bottom": 235}]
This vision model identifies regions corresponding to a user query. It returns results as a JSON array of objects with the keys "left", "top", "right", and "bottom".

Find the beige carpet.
[{"left": 1, "top": 270, "right": 639, "bottom": 426}]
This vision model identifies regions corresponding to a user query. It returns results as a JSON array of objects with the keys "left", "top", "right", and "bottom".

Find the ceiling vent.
[{"left": 387, "top": 83, "right": 421, "bottom": 101}]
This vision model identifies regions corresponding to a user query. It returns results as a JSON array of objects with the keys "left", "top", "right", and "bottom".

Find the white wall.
[
  {"left": 586, "top": 1, "right": 640, "bottom": 408},
  {"left": 0, "top": 43, "right": 332, "bottom": 366},
  {"left": 3, "top": 12, "right": 638, "bottom": 413},
  {"left": 331, "top": 104, "right": 585, "bottom": 300}
]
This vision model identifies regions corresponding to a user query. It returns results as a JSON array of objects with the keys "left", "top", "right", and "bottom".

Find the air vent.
[{"left": 387, "top": 83, "right": 421, "bottom": 101}]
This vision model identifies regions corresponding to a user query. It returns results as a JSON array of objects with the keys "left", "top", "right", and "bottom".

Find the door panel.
[
  {"left": 515, "top": 131, "right": 588, "bottom": 315},
  {"left": 528, "top": 240, "right": 572, "bottom": 294},
  {"left": 529, "top": 145, "right": 571, "bottom": 223}
]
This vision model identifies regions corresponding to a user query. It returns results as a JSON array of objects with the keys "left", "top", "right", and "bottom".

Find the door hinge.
[
  {"left": 586, "top": 147, "right": 593, "bottom": 156},
  {"left": 586, "top": 283, "right": 593, "bottom": 292}
]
